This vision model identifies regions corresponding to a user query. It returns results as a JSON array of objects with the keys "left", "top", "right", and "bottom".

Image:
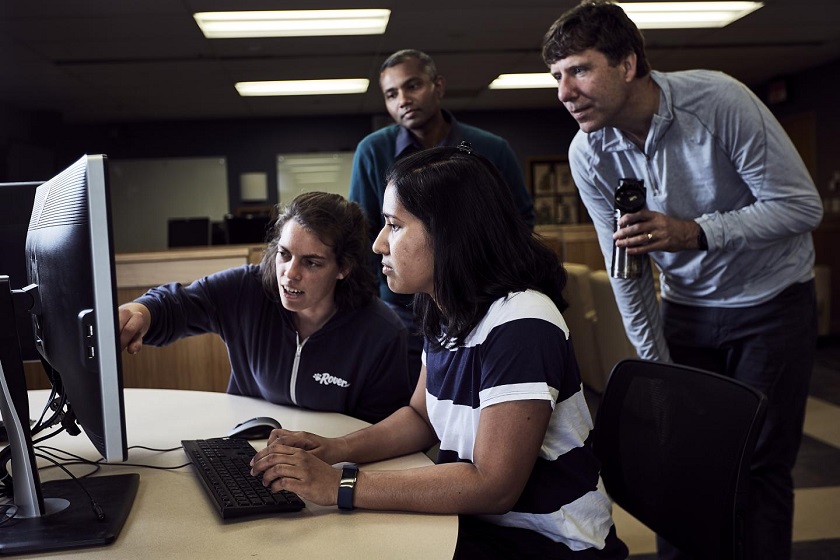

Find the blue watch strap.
[{"left": 337, "top": 464, "right": 358, "bottom": 511}]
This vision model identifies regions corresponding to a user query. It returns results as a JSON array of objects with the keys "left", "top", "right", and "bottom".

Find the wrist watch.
[{"left": 337, "top": 463, "right": 358, "bottom": 511}]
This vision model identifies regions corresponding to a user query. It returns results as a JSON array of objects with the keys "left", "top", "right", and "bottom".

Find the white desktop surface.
[{"left": 22, "top": 389, "right": 458, "bottom": 559}]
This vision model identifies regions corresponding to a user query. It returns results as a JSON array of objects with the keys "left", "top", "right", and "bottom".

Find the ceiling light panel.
[
  {"left": 489, "top": 73, "right": 557, "bottom": 89},
  {"left": 194, "top": 9, "right": 391, "bottom": 38},
  {"left": 617, "top": 2, "right": 764, "bottom": 29},
  {"left": 235, "top": 79, "right": 370, "bottom": 97}
]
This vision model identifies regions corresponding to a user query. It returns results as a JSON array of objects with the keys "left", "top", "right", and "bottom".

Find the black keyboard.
[{"left": 182, "top": 438, "right": 305, "bottom": 519}]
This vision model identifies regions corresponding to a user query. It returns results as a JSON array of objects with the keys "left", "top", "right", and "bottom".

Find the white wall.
[
  {"left": 276, "top": 152, "right": 353, "bottom": 203},
  {"left": 108, "top": 153, "right": 354, "bottom": 253}
]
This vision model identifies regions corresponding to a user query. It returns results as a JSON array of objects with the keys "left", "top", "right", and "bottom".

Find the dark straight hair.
[{"left": 386, "top": 146, "right": 567, "bottom": 346}]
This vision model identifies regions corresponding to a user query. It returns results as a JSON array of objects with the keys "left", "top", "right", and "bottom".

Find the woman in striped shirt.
[{"left": 252, "top": 144, "right": 627, "bottom": 559}]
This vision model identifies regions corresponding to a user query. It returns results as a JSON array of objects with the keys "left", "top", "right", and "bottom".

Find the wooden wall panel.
[{"left": 117, "top": 287, "right": 231, "bottom": 392}]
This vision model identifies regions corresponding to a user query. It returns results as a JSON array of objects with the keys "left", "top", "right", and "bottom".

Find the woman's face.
[
  {"left": 275, "top": 220, "right": 347, "bottom": 316},
  {"left": 373, "top": 184, "right": 434, "bottom": 297}
]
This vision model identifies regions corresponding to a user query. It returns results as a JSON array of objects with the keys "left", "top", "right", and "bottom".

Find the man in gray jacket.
[{"left": 542, "top": 2, "right": 823, "bottom": 559}]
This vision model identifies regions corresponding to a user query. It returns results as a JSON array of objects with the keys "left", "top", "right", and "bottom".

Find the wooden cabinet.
[{"left": 536, "top": 224, "right": 604, "bottom": 271}]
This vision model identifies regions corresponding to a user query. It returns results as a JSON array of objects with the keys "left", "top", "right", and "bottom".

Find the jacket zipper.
[
  {"left": 639, "top": 119, "right": 661, "bottom": 197},
  {"left": 289, "top": 333, "right": 308, "bottom": 405},
  {"left": 644, "top": 155, "right": 661, "bottom": 197}
]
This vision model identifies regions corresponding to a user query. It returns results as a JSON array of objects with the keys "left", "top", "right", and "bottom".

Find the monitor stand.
[
  {"left": 0, "top": 473, "right": 139, "bottom": 555},
  {"left": 1, "top": 278, "right": 139, "bottom": 554}
]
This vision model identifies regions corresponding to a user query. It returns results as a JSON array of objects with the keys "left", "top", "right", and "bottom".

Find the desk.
[{"left": 22, "top": 389, "right": 458, "bottom": 559}]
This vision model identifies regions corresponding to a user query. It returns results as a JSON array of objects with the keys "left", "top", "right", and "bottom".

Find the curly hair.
[
  {"left": 385, "top": 146, "right": 567, "bottom": 347},
  {"left": 260, "top": 192, "right": 377, "bottom": 310},
  {"left": 542, "top": 0, "right": 651, "bottom": 78}
]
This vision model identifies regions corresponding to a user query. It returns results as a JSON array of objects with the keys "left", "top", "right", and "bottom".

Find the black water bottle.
[{"left": 610, "top": 178, "right": 646, "bottom": 279}]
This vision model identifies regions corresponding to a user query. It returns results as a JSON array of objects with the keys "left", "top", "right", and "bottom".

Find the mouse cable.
[{"left": 35, "top": 444, "right": 192, "bottom": 476}]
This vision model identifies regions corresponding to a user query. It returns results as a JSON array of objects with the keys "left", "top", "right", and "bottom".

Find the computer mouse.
[{"left": 227, "top": 416, "right": 282, "bottom": 440}]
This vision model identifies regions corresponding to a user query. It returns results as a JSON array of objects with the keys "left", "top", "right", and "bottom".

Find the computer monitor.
[
  {"left": 0, "top": 154, "right": 138, "bottom": 554},
  {"left": 0, "top": 182, "right": 42, "bottom": 362}
]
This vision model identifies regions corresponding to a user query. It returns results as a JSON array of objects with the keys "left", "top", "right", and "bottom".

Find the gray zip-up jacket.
[{"left": 569, "top": 69, "right": 823, "bottom": 360}]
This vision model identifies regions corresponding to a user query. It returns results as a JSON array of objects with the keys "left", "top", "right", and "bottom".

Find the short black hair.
[{"left": 380, "top": 49, "right": 438, "bottom": 80}]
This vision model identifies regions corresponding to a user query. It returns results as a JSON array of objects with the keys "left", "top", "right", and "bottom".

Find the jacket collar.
[{"left": 394, "top": 109, "right": 460, "bottom": 158}]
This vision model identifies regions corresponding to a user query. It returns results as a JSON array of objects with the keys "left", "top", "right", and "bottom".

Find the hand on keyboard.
[
  {"left": 250, "top": 435, "right": 345, "bottom": 507},
  {"left": 182, "top": 438, "right": 305, "bottom": 519}
]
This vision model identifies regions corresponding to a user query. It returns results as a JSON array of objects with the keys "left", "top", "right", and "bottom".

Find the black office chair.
[
  {"left": 168, "top": 217, "right": 211, "bottom": 248},
  {"left": 225, "top": 215, "right": 272, "bottom": 245},
  {"left": 592, "top": 359, "right": 767, "bottom": 560}
]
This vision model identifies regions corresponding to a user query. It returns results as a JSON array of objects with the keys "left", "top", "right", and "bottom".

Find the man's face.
[
  {"left": 549, "top": 48, "right": 635, "bottom": 133},
  {"left": 379, "top": 58, "right": 445, "bottom": 132}
]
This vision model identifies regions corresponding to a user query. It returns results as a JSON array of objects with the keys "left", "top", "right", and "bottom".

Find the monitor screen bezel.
[{"left": 26, "top": 154, "right": 128, "bottom": 462}]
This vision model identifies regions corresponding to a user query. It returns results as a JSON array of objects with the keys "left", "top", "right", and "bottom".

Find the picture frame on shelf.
[
  {"left": 535, "top": 196, "right": 555, "bottom": 224},
  {"left": 526, "top": 156, "right": 591, "bottom": 225},
  {"left": 557, "top": 196, "right": 579, "bottom": 225}
]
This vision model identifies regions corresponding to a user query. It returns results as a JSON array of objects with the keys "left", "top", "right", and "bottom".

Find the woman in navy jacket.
[{"left": 118, "top": 192, "right": 412, "bottom": 424}]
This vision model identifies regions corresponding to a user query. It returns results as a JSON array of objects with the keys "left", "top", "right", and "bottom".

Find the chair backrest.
[
  {"left": 593, "top": 359, "right": 767, "bottom": 560},
  {"left": 588, "top": 270, "right": 637, "bottom": 382},
  {"left": 561, "top": 263, "right": 604, "bottom": 393},
  {"left": 168, "top": 217, "right": 211, "bottom": 248},
  {"left": 225, "top": 215, "right": 272, "bottom": 245}
]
